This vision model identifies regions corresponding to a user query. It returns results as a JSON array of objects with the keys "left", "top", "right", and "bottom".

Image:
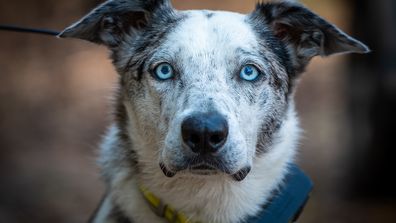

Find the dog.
[{"left": 60, "top": 0, "right": 369, "bottom": 222}]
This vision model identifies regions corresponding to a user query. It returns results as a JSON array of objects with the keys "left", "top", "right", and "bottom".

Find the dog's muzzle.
[{"left": 160, "top": 112, "right": 251, "bottom": 181}]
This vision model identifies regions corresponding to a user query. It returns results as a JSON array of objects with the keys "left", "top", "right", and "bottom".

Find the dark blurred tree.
[{"left": 347, "top": 0, "right": 396, "bottom": 199}]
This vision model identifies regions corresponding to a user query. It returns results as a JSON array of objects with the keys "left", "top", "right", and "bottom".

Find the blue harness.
[{"left": 245, "top": 164, "right": 313, "bottom": 223}]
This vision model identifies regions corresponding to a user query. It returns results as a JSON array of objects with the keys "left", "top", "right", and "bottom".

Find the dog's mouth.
[
  {"left": 159, "top": 162, "right": 251, "bottom": 181},
  {"left": 191, "top": 164, "right": 216, "bottom": 171},
  {"left": 189, "top": 164, "right": 218, "bottom": 175},
  {"left": 231, "top": 166, "right": 251, "bottom": 181}
]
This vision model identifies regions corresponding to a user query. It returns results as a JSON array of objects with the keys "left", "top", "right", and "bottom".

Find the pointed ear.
[
  {"left": 251, "top": 2, "right": 370, "bottom": 71},
  {"left": 58, "top": 0, "right": 173, "bottom": 47}
]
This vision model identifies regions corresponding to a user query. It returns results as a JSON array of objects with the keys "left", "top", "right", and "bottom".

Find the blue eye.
[
  {"left": 154, "top": 63, "right": 174, "bottom": 80},
  {"left": 240, "top": 65, "right": 260, "bottom": 81}
]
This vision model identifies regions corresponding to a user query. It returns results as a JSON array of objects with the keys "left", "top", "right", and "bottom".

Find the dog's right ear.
[
  {"left": 250, "top": 1, "right": 369, "bottom": 73},
  {"left": 58, "top": 0, "right": 173, "bottom": 47}
]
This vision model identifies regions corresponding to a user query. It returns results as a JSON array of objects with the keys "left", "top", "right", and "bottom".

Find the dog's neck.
[{"left": 100, "top": 105, "right": 300, "bottom": 223}]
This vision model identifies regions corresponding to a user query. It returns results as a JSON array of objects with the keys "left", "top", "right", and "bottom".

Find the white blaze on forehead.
[{"left": 167, "top": 10, "right": 258, "bottom": 57}]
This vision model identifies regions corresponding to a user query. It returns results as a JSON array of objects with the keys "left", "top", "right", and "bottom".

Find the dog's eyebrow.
[
  {"left": 236, "top": 47, "right": 260, "bottom": 57},
  {"left": 235, "top": 47, "right": 271, "bottom": 69},
  {"left": 235, "top": 47, "right": 270, "bottom": 64},
  {"left": 147, "top": 50, "right": 176, "bottom": 64}
]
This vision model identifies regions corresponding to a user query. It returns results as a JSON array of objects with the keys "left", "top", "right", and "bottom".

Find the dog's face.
[
  {"left": 61, "top": 0, "right": 368, "bottom": 181},
  {"left": 133, "top": 11, "right": 293, "bottom": 180}
]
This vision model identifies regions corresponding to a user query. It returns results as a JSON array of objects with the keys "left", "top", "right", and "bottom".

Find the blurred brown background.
[{"left": 0, "top": 0, "right": 395, "bottom": 222}]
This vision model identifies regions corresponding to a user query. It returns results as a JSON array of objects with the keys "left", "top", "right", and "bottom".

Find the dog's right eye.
[
  {"left": 154, "top": 63, "right": 174, "bottom": 80},
  {"left": 240, "top": 65, "right": 261, "bottom": 82}
]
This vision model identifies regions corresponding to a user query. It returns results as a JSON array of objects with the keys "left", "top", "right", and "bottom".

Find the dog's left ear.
[
  {"left": 59, "top": 0, "right": 173, "bottom": 47},
  {"left": 250, "top": 2, "right": 370, "bottom": 72}
]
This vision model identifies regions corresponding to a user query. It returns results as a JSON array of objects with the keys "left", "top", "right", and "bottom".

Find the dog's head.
[{"left": 61, "top": 0, "right": 368, "bottom": 181}]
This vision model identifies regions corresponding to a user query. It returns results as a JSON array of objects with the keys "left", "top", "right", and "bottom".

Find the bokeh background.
[{"left": 0, "top": 0, "right": 395, "bottom": 222}]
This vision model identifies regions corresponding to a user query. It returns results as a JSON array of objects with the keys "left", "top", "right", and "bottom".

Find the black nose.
[{"left": 181, "top": 112, "right": 228, "bottom": 155}]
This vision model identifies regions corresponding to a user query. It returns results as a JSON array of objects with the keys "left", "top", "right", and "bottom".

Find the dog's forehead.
[{"left": 165, "top": 10, "right": 259, "bottom": 55}]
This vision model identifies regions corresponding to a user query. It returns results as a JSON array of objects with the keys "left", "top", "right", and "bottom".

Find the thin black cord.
[{"left": 0, "top": 25, "right": 60, "bottom": 36}]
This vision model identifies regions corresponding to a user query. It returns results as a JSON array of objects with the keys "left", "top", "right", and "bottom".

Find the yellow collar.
[{"left": 140, "top": 186, "right": 198, "bottom": 223}]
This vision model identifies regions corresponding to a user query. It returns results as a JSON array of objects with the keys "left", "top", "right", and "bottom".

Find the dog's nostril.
[
  {"left": 190, "top": 134, "right": 200, "bottom": 145},
  {"left": 181, "top": 112, "right": 228, "bottom": 155},
  {"left": 209, "top": 133, "right": 224, "bottom": 145}
]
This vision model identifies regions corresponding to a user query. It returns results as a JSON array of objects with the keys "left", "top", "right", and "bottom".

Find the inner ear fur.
[
  {"left": 58, "top": 0, "right": 173, "bottom": 47},
  {"left": 251, "top": 1, "right": 370, "bottom": 71}
]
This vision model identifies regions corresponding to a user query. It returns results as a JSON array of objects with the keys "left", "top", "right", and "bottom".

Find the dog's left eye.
[
  {"left": 154, "top": 63, "right": 174, "bottom": 80},
  {"left": 240, "top": 65, "right": 260, "bottom": 81}
]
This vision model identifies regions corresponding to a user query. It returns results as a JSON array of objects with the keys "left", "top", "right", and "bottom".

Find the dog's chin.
[{"left": 159, "top": 162, "right": 251, "bottom": 181}]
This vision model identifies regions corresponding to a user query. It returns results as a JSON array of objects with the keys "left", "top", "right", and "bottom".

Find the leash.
[
  {"left": 140, "top": 164, "right": 313, "bottom": 223},
  {"left": 0, "top": 25, "right": 60, "bottom": 36}
]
